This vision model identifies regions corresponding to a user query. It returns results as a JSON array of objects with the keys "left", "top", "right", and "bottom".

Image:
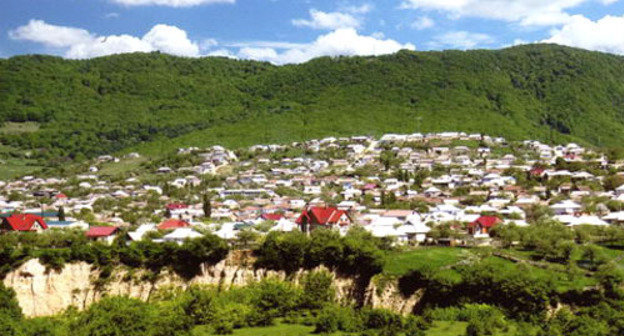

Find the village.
[{"left": 1, "top": 131, "right": 622, "bottom": 247}]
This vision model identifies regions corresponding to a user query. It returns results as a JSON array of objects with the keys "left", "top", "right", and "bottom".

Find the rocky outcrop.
[
  {"left": 3, "top": 254, "right": 422, "bottom": 317},
  {"left": 362, "top": 275, "right": 423, "bottom": 315}
]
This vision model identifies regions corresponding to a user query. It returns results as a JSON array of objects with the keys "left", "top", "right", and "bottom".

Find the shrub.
[
  {"left": 0, "top": 282, "right": 23, "bottom": 320},
  {"left": 315, "top": 304, "right": 363, "bottom": 333},
  {"left": 301, "top": 270, "right": 335, "bottom": 309},
  {"left": 363, "top": 308, "right": 403, "bottom": 330},
  {"left": 38, "top": 248, "right": 70, "bottom": 271},
  {"left": 250, "top": 278, "right": 301, "bottom": 317},
  {"left": 71, "top": 296, "right": 154, "bottom": 336},
  {"left": 184, "top": 287, "right": 217, "bottom": 325}
]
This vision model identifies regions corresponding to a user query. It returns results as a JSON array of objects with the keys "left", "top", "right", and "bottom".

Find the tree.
[
  {"left": 603, "top": 175, "right": 624, "bottom": 191},
  {"left": 301, "top": 270, "right": 335, "bottom": 309},
  {"left": 203, "top": 194, "right": 212, "bottom": 218},
  {"left": 0, "top": 283, "right": 22, "bottom": 320},
  {"left": 596, "top": 262, "right": 624, "bottom": 298},
  {"left": 71, "top": 297, "right": 156, "bottom": 336},
  {"left": 58, "top": 206, "right": 66, "bottom": 222},
  {"left": 236, "top": 229, "right": 259, "bottom": 249}
]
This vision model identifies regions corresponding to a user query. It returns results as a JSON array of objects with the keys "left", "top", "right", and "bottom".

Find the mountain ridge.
[{"left": 1, "top": 43, "right": 624, "bottom": 166}]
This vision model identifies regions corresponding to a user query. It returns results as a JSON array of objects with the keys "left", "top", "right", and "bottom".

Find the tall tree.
[
  {"left": 58, "top": 206, "right": 66, "bottom": 222},
  {"left": 203, "top": 194, "right": 212, "bottom": 218}
]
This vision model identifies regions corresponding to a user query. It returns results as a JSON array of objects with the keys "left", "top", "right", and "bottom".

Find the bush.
[
  {"left": 315, "top": 304, "right": 363, "bottom": 333},
  {"left": 0, "top": 282, "right": 22, "bottom": 320},
  {"left": 403, "top": 316, "right": 430, "bottom": 336},
  {"left": 0, "top": 314, "right": 22, "bottom": 336},
  {"left": 314, "top": 306, "right": 340, "bottom": 333},
  {"left": 301, "top": 270, "right": 335, "bottom": 309},
  {"left": 363, "top": 308, "right": 403, "bottom": 330},
  {"left": 250, "top": 278, "right": 301, "bottom": 317},
  {"left": 183, "top": 286, "right": 217, "bottom": 325},
  {"left": 254, "top": 230, "right": 386, "bottom": 277},
  {"left": 69, "top": 296, "right": 192, "bottom": 336},
  {"left": 38, "top": 248, "right": 70, "bottom": 271}
]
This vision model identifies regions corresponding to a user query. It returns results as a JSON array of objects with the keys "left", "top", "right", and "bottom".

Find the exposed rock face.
[
  {"left": 3, "top": 254, "right": 421, "bottom": 317},
  {"left": 363, "top": 278, "right": 423, "bottom": 315}
]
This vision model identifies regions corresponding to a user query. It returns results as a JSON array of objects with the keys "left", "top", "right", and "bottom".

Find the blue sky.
[{"left": 2, "top": 0, "right": 624, "bottom": 63}]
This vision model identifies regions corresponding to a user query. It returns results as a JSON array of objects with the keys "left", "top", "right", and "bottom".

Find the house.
[
  {"left": 127, "top": 224, "right": 157, "bottom": 241},
  {"left": 1, "top": 214, "right": 48, "bottom": 232},
  {"left": 467, "top": 216, "right": 502, "bottom": 237},
  {"left": 158, "top": 219, "right": 190, "bottom": 230},
  {"left": 296, "top": 206, "right": 352, "bottom": 234},
  {"left": 269, "top": 218, "right": 299, "bottom": 232},
  {"left": 550, "top": 200, "right": 582, "bottom": 215},
  {"left": 162, "top": 228, "right": 203, "bottom": 244},
  {"left": 555, "top": 215, "right": 609, "bottom": 227},
  {"left": 86, "top": 226, "right": 119, "bottom": 244}
]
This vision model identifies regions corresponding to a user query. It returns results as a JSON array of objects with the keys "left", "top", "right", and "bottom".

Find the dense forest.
[{"left": 2, "top": 44, "right": 624, "bottom": 165}]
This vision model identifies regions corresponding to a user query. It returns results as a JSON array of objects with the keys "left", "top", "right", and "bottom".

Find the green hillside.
[{"left": 2, "top": 43, "right": 624, "bottom": 168}]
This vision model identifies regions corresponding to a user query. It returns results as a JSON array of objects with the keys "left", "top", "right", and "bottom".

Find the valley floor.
[{"left": 194, "top": 321, "right": 517, "bottom": 336}]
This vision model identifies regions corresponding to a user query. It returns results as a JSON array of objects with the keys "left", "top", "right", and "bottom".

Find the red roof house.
[
  {"left": 529, "top": 167, "right": 545, "bottom": 177},
  {"left": 1, "top": 214, "right": 48, "bottom": 232},
  {"left": 86, "top": 226, "right": 119, "bottom": 243},
  {"left": 86, "top": 226, "right": 119, "bottom": 238},
  {"left": 166, "top": 203, "right": 188, "bottom": 210},
  {"left": 296, "top": 206, "right": 351, "bottom": 232},
  {"left": 468, "top": 216, "right": 502, "bottom": 236},
  {"left": 158, "top": 219, "right": 190, "bottom": 230}
]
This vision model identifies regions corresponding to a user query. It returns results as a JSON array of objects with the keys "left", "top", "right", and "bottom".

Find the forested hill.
[{"left": 2, "top": 43, "right": 624, "bottom": 162}]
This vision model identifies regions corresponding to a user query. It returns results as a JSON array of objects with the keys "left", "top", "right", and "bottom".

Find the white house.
[
  {"left": 162, "top": 228, "right": 203, "bottom": 244},
  {"left": 551, "top": 200, "right": 582, "bottom": 215}
]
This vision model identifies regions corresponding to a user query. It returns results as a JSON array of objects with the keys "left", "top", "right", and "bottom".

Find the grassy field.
[
  {"left": 0, "top": 158, "right": 44, "bottom": 180},
  {"left": 96, "top": 156, "right": 148, "bottom": 177},
  {"left": 382, "top": 246, "right": 599, "bottom": 294},
  {"left": 0, "top": 122, "right": 40, "bottom": 134},
  {"left": 194, "top": 321, "right": 516, "bottom": 336},
  {"left": 383, "top": 247, "right": 470, "bottom": 276}
]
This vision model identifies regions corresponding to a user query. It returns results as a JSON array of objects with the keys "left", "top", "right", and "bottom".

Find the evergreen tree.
[
  {"left": 203, "top": 195, "right": 212, "bottom": 218},
  {"left": 58, "top": 206, "right": 66, "bottom": 222}
]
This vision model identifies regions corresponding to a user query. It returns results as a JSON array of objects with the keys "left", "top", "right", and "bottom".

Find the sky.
[{"left": 1, "top": 0, "right": 624, "bottom": 64}]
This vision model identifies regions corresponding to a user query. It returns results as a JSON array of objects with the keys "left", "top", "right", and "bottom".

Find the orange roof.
[{"left": 158, "top": 219, "right": 190, "bottom": 230}]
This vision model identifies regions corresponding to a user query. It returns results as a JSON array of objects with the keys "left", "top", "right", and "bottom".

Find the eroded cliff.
[{"left": 3, "top": 253, "right": 420, "bottom": 317}]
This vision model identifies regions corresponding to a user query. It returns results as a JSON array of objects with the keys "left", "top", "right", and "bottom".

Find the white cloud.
[
  {"left": 8, "top": 19, "right": 93, "bottom": 48},
  {"left": 343, "top": 4, "right": 373, "bottom": 14},
  {"left": 9, "top": 20, "right": 200, "bottom": 58},
  {"left": 9, "top": 21, "right": 414, "bottom": 64},
  {"left": 236, "top": 28, "right": 415, "bottom": 64},
  {"left": 205, "top": 48, "right": 236, "bottom": 58},
  {"left": 142, "top": 24, "right": 199, "bottom": 56},
  {"left": 200, "top": 38, "right": 219, "bottom": 51},
  {"left": 400, "top": 0, "right": 613, "bottom": 26},
  {"left": 110, "top": 0, "right": 234, "bottom": 7},
  {"left": 105, "top": 12, "right": 120, "bottom": 19},
  {"left": 226, "top": 41, "right": 308, "bottom": 49},
  {"left": 410, "top": 16, "right": 434, "bottom": 30},
  {"left": 66, "top": 35, "right": 153, "bottom": 59},
  {"left": 292, "top": 9, "right": 362, "bottom": 30},
  {"left": 430, "top": 31, "right": 494, "bottom": 49},
  {"left": 544, "top": 14, "right": 624, "bottom": 55},
  {"left": 371, "top": 32, "right": 386, "bottom": 39}
]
